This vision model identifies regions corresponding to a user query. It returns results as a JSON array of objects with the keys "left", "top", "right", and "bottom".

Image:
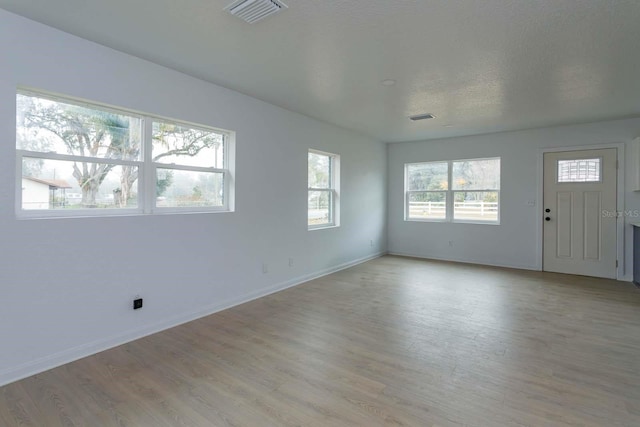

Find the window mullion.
[
  {"left": 223, "top": 170, "right": 229, "bottom": 210},
  {"left": 15, "top": 151, "right": 23, "bottom": 217},
  {"left": 328, "top": 190, "right": 333, "bottom": 225},
  {"left": 405, "top": 190, "right": 410, "bottom": 220},
  {"left": 223, "top": 134, "right": 229, "bottom": 210},
  {"left": 142, "top": 117, "right": 154, "bottom": 214},
  {"left": 447, "top": 161, "right": 453, "bottom": 222}
]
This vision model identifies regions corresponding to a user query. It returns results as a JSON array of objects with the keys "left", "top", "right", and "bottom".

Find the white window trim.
[
  {"left": 404, "top": 157, "right": 501, "bottom": 225},
  {"left": 15, "top": 89, "right": 235, "bottom": 219},
  {"left": 308, "top": 149, "right": 340, "bottom": 230}
]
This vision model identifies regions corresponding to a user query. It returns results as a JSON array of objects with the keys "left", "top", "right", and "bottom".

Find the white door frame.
[{"left": 536, "top": 142, "right": 625, "bottom": 279}]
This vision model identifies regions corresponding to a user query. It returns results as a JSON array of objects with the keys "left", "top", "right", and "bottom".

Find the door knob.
[
  {"left": 545, "top": 208, "right": 551, "bottom": 213},
  {"left": 545, "top": 217, "right": 551, "bottom": 221}
]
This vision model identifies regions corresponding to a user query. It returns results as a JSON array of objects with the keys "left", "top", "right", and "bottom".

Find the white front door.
[{"left": 543, "top": 148, "right": 617, "bottom": 278}]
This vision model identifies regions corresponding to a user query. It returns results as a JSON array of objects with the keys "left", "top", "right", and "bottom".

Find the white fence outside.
[{"left": 409, "top": 201, "right": 498, "bottom": 220}]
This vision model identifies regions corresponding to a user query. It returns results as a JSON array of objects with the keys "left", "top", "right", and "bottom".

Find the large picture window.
[
  {"left": 16, "top": 91, "right": 232, "bottom": 217},
  {"left": 308, "top": 149, "right": 340, "bottom": 229},
  {"left": 405, "top": 157, "right": 500, "bottom": 223}
]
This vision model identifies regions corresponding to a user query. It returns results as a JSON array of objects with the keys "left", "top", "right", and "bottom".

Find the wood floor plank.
[
  {"left": 0, "top": 383, "right": 45, "bottom": 427},
  {"left": 1, "top": 255, "right": 639, "bottom": 426}
]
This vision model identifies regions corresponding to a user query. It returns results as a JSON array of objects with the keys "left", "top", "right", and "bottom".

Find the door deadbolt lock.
[
  {"left": 545, "top": 208, "right": 551, "bottom": 213},
  {"left": 545, "top": 217, "right": 551, "bottom": 221}
]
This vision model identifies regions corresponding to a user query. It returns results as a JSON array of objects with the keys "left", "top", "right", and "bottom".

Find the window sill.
[
  {"left": 405, "top": 218, "right": 447, "bottom": 223},
  {"left": 405, "top": 218, "right": 500, "bottom": 225},
  {"left": 308, "top": 224, "right": 339, "bottom": 231},
  {"left": 17, "top": 208, "right": 233, "bottom": 220},
  {"left": 452, "top": 219, "right": 500, "bottom": 225}
]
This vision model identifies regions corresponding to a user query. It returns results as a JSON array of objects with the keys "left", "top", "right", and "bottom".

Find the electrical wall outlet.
[
  {"left": 133, "top": 298, "right": 143, "bottom": 310},
  {"left": 262, "top": 263, "right": 268, "bottom": 274}
]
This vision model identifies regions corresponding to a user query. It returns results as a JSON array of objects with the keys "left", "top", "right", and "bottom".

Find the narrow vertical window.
[{"left": 308, "top": 150, "right": 339, "bottom": 229}]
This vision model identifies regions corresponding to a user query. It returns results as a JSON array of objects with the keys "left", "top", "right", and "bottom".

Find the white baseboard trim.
[
  {"left": 390, "top": 252, "right": 634, "bottom": 283},
  {"left": 387, "top": 251, "right": 540, "bottom": 271},
  {"left": 0, "top": 251, "right": 385, "bottom": 387}
]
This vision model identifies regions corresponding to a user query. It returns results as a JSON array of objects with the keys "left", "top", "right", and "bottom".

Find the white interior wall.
[
  {"left": 0, "top": 10, "right": 387, "bottom": 386},
  {"left": 388, "top": 118, "right": 640, "bottom": 278}
]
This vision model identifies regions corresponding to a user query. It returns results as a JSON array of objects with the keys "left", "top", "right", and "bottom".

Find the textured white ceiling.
[{"left": 1, "top": 0, "right": 639, "bottom": 142}]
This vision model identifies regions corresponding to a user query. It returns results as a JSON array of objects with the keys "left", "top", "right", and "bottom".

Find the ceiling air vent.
[
  {"left": 225, "top": 0, "right": 288, "bottom": 24},
  {"left": 409, "top": 113, "right": 436, "bottom": 121}
]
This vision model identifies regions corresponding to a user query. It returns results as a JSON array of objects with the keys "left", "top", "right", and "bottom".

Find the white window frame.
[
  {"left": 404, "top": 157, "right": 501, "bottom": 225},
  {"left": 308, "top": 149, "right": 340, "bottom": 230},
  {"left": 15, "top": 89, "right": 234, "bottom": 219},
  {"left": 404, "top": 161, "right": 449, "bottom": 223},
  {"left": 148, "top": 119, "right": 231, "bottom": 215}
]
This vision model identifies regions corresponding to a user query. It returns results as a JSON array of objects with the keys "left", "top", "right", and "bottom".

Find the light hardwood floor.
[{"left": 1, "top": 255, "right": 639, "bottom": 426}]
